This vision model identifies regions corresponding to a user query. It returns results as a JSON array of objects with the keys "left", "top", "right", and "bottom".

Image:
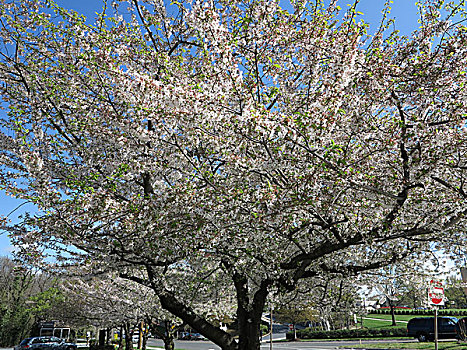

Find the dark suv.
[
  {"left": 407, "top": 317, "right": 458, "bottom": 342},
  {"left": 14, "top": 337, "right": 77, "bottom": 350}
]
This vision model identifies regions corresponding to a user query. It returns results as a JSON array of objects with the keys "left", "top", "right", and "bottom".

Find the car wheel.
[{"left": 417, "top": 333, "right": 428, "bottom": 342}]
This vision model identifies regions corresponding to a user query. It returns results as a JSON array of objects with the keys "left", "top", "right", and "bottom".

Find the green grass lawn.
[
  {"left": 363, "top": 312, "right": 467, "bottom": 329},
  {"left": 366, "top": 311, "right": 467, "bottom": 320},
  {"left": 291, "top": 310, "right": 467, "bottom": 345},
  {"left": 362, "top": 318, "right": 407, "bottom": 328},
  {"left": 366, "top": 314, "right": 418, "bottom": 321},
  {"left": 340, "top": 341, "right": 467, "bottom": 349}
]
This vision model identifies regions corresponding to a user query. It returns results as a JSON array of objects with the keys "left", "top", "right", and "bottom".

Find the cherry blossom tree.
[
  {"left": 62, "top": 277, "right": 143, "bottom": 349},
  {"left": 1, "top": 0, "right": 467, "bottom": 349},
  {"left": 61, "top": 273, "right": 230, "bottom": 350},
  {"left": 62, "top": 276, "right": 161, "bottom": 350}
]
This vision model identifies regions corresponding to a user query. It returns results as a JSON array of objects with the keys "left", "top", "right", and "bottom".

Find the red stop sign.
[
  {"left": 429, "top": 291, "right": 443, "bottom": 304},
  {"left": 429, "top": 280, "right": 444, "bottom": 305}
]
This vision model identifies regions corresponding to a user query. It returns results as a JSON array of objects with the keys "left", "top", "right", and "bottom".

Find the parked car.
[
  {"left": 407, "top": 317, "right": 458, "bottom": 342},
  {"left": 177, "top": 332, "right": 205, "bottom": 340},
  {"left": 14, "top": 337, "right": 77, "bottom": 350}
]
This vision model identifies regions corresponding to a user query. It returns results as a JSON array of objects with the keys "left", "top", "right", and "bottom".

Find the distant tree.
[
  {"left": 321, "top": 279, "right": 360, "bottom": 330},
  {"left": 147, "top": 319, "right": 183, "bottom": 350},
  {"left": 0, "top": 258, "right": 35, "bottom": 346},
  {"left": 275, "top": 297, "right": 317, "bottom": 339},
  {"left": 61, "top": 273, "right": 230, "bottom": 350},
  {"left": 444, "top": 276, "right": 467, "bottom": 308},
  {"left": 0, "top": 257, "right": 61, "bottom": 346},
  {"left": 395, "top": 277, "right": 428, "bottom": 310},
  {"left": 62, "top": 276, "right": 149, "bottom": 350},
  {"left": 279, "top": 276, "right": 360, "bottom": 332}
]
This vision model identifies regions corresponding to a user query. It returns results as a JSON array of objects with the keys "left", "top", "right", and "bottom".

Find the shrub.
[{"left": 290, "top": 327, "right": 407, "bottom": 340}]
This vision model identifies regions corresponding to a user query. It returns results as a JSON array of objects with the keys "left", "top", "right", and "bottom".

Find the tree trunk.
[
  {"left": 146, "top": 276, "right": 236, "bottom": 350},
  {"left": 387, "top": 297, "right": 397, "bottom": 326},
  {"left": 162, "top": 335, "right": 174, "bottom": 350},
  {"left": 157, "top": 291, "right": 237, "bottom": 350},
  {"left": 234, "top": 274, "right": 269, "bottom": 350},
  {"left": 164, "top": 322, "right": 177, "bottom": 350},
  {"left": 148, "top": 320, "right": 176, "bottom": 350},
  {"left": 118, "top": 326, "right": 123, "bottom": 350},
  {"left": 237, "top": 316, "right": 262, "bottom": 350},
  {"left": 124, "top": 322, "right": 133, "bottom": 350},
  {"left": 98, "top": 329, "right": 106, "bottom": 347},
  {"left": 142, "top": 322, "right": 148, "bottom": 350},
  {"left": 143, "top": 267, "right": 272, "bottom": 350}
]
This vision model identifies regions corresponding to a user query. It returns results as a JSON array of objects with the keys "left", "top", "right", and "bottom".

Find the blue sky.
[
  {"left": 0, "top": 0, "right": 421, "bottom": 256},
  {"left": 56, "top": 0, "right": 420, "bottom": 33}
]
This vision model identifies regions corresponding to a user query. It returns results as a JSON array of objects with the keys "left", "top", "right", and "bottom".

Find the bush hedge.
[
  {"left": 287, "top": 327, "right": 407, "bottom": 340},
  {"left": 371, "top": 309, "right": 467, "bottom": 316},
  {"left": 286, "top": 309, "right": 467, "bottom": 340}
]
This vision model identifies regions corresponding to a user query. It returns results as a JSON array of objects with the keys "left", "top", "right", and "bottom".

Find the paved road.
[
  {"left": 148, "top": 339, "right": 220, "bottom": 350},
  {"left": 261, "top": 332, "right": 287, "bottom": 342},
  {"left": 147, "top": 333, "right": 288, "bottom": 350},
  {"left": 3, "top": 338, "right": 421, "bottom": 350},
  {"left": 147, "top": 338, "right": 418, "bottom": 350}
]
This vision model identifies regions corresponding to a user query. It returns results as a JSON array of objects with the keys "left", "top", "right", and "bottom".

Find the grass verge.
[{"left": 338, "top": 341, "right": 467, "bottom": 349}]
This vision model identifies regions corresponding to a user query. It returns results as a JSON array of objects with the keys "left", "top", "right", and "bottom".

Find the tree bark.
[
  {"left": 162, "top": 334, "right": 174, "bottom": 350},
  {"left": 237, "top": 319, "right": 261, "bottom": 350},
  {"left": 234, "top": 274, "right": 270, "bottom": 350},
  {"left": 141, "top": 322, "right": 148, "bottom": 350},
  {"left": 98, "top": 329, "right": 106, "bottom": 347},
  {"left": 152, "top": 273, "right": 269, "bottom": 350},
  {"left": 118, "top": 326, "right": 123, "bottom": 350},
  {"left": 143, "top": 267, "right": 237, "bottom": 350},
  {"left": 148, "top": 320, "right": 175, "bottom": 350},
  {"left": 387, "top": 297, "right": 397, "bottom": 326},
  {"left": 162, "top": 322, "right": 177, "bottom": 350},
  {"left": 124, "top": 322, "right": 133, "bottom": 350},
  {"left": 157, "top": 290, "right": 237, "bottom": 350}
]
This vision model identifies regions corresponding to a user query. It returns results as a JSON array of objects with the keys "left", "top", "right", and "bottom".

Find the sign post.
[
  {"left": 434, "top": 308, "right": 438, "bottom": 350},
  {"left": 428, "top": 280, "right": 445, "bottom": 350},
  {"left": 269, "top": 302, "right": 273, "bottom": 350}
]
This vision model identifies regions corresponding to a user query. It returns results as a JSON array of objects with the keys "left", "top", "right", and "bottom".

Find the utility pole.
[{"left": 269, "top": 301, "right": 273, "bottom": 350}]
